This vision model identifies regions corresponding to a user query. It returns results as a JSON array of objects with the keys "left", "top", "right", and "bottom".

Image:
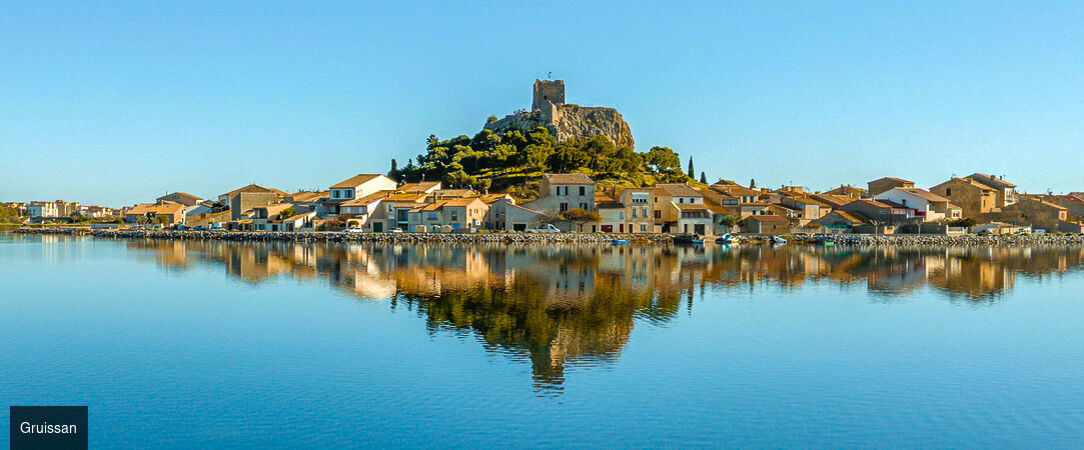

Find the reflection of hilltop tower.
[{"left": 532, "top": 79, "right": 565, "bottom": 122}]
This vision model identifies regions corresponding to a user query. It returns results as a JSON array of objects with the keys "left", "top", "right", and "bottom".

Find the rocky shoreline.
[{"left": 11, "top": 227, "right": 1084, "bottom": 246}]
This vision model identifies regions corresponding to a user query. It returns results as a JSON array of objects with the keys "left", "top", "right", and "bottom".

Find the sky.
[{"left": 1, "top": 1, "right": 1081, "bottom": 206}]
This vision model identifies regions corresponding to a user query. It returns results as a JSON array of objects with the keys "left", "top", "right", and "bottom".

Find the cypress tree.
[
  {"left": 687, "top": 156, "right": 695, "bottom": 178},
  {"left": 700, "top": 171, "right": 707, "bottom": 184}
]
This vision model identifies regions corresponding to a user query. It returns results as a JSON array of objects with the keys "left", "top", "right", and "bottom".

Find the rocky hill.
[{"left": 483, "top": 80, "right": 635, "bottom": 150}]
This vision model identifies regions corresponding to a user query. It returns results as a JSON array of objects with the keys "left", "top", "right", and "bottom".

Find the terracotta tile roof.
[
  {"left": 747, "top": 214, "right": 789, "bottom": 222},
  {"left": 871, "top": 177, "right": 913, "bottom": 184},
  {"left": 158, "top": 192, "right": 202, "bottom": 201},
  {"left": 331, "top": 174, "right": 384, "bottom": 189},
  {"left": 341, "top": 192, "right": 389, "bottom": 207},
  {"left": 968, "top": 173, "right": 1016, "bottom": 189},
  {"left": 288, "top": 191, "right": 329, "bottom": 203},
  {"left": 832, "top": 211, "right": 865, "bottom": 224},
  {"left": 223, "top": 184, "right": 285, "bottom": 197},
  {"left": 384, "top": 192, "right": 427, "bottom": 202},
  {"left": 655, "top": 184, "right": 701, "bottom": 197},
  {"left": 894, "top": 188, "right": 949, "bottom": 203},
  {"left": 398, "top": 181, "right": 441, "bottom": 192},
  {"left": 544, "top": 173, "right": 595, "bottom": 185},
  {"left": 675, "top": 203, "right": 710, "bottom": 211},
  {"left": 440, "top": 198, "right": 484, "bottom": 207}
]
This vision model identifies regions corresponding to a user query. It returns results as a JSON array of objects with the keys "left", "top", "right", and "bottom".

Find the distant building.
[
  {"left": 929, "top": 177, "right": 998, "bottom": 220},
  {"left": 967, "top": 173, "right": 1017, "bottom": 208},
  {"left": 156, "top": 192, "right": 203, "bottom": 207},
  {"left": 867, "top": 177, "right": 914, "bottom": 197}
]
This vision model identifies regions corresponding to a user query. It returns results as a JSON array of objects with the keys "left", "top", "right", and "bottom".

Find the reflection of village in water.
[{"left": 124, "top": 239, "right": 1084, "bottom": 390}]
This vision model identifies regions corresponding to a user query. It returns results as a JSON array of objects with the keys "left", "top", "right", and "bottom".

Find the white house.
[
  {"left": 876, "top": 187, "right": 951, "bottom": 221},
  {"left": 321, "top": 174, "right": 397, "bottom": 216}
]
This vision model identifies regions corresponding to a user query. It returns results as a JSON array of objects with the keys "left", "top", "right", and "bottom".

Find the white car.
[
  {"left": 390, "top": 228, "right": 403, "bottom": 233},
  {"left": 344, "top": 228, "right": 365, "bottom": 233}
]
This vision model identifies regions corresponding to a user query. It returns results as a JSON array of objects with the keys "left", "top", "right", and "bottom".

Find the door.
[{"left": 373, "top": 222, "right": 383, "bottom": 232}]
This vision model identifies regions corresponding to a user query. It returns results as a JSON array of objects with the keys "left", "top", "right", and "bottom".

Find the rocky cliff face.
[{"left": 484, "top": 104, "right": 635, "bottom": 150}]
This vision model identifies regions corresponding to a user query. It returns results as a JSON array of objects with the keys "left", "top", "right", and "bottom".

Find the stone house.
[
  {"left": 340, "top": 192, "right": 389, "bottom": 231},
  {"left": 867, "top": 177, "right": 915, "bottom": 197},
  {"left": 739, "top": 214, "right": 790, "bottom": 234},
  {"left": 983, "top": 198, "right": 1067, "bottom": 231},
  {"left": 968, "top": 173, "right": 1017, "bottom": 208},
  {"left": 813, "top": 210, "right": 868, "bottom": 233},
  {"left": 26, "top": 201, "right": 59, "bottom": 218},
  {"left": 522, "top": 173, "right": 596, "bottom": 213},
  {"left": 485, "top": 198, "right": 541, "bottom": 231},
  {"left": 929, "top": 177, "right": 998, "bottom": 220},
  {"left": 824, "top": 185, "right": 868, "bottom": 198},
  {"left": 840, "top": 199, "right": 912, "bottom": 224}
]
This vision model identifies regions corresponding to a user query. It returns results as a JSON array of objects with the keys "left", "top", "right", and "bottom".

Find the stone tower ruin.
[{"left": 532, "top": 79, "right": 565, "bottom": 122}]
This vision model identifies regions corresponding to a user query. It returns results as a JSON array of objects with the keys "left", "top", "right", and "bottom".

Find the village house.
[
  {"left": 779, "top": 195, "right": 830, "bottom": 225},
  {"left": 1041, "top": 195, "right": 1084, "bottom": 219},
  {"left": 156, "top": 192, "right": 203, "bottom": 207},
  {"left": 929, "top": 177, "right": 998, "bottom": 220},
  {"left": 406, "top": 197, "right": 488, "bottom": 232},
  {"left": 967, "top": 173, "right": 1017, "bottom": 208},
  {"left": 485, "top": 198, "right": 541, "bottom": 231},
  {"left": 125, "top": 201, "right": 188, "bottom": 225},
  {"left": 397, "top": 181, "right": 442, "bottom": 195},
  {"left": 521, "top": 173, "right": 596, "bottom": 213},
  {"left": 808, "top": 193, "right": 853, "bottom": 210},
  {"left": 824, "top": 185, "right": 868, "bottom": 198},
  {"left": 813, "top": 210, "right": 869, "bottom": 233},
  {"left": 876, "top": 187, "right": 956, "bottom": 221},
  {"left": 593, "top": 191, "right": 625, "bottom": 233},
  {"left": 840, "top": 199, "right": 913, "bottom": 225},
  {"left": 249, "top": 204, "right": 298, "bottom": 231},
  {"left": 621, "top": 188, "right": 656, "bottom": 233},
  {"left": 320, "top": 174, "right": 397, "bottom": 216},
  {"left": 983, "top": 198, "right": 1067, "bottom": 231},
  {"left": 867, "top": 177, "right": 915, "bottom": 197},
  {"left": 339, "top": 192, "right": 389, "bottom": 231},
  {"left": 379, "top": 191, "right": 429, "bottom": 232},
  {"left": 653, "top": 184, "right": 712, "bottom": 235},
  {"left": 739, "top": 214, "right": 790, "bottom": 234},
  {"left": 219, "top": 184, "right": 285, "bottom": 220}
]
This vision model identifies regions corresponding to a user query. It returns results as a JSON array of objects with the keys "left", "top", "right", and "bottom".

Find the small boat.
[
  {"left": 716, "top": 233, "right": 738, "bottom": 244},
  {"left": 770, "top": 236, "right": 788, "bottom": 245},
  {"left": 611, "top": 239, "right": 630, "bottom": 246},
  {"left": 672, "top": 234, "right": 704, "bottom": 246}
]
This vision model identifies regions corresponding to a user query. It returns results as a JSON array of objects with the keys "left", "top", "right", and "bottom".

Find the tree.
[
  {"left": 561, "top": 208, "right": 602, "bottom": 232},
  {"left": 947, "top": 217, "right": 976, "bottom": 228},
  {"left": 750, "top": 178, "right": 756, "bottom": 188},
  {"left": 388, "top": 159, "right": 400, "bottom": 182},
  {"left": 699, "top": 172, "right": 707, "bottom": 184},
  {"left": 535, "top": 210, "right": 563, "bottom": 227},
  {"left": 280, "top": 207, "right": 296, "bottom": 219},
  {"left": 687, "top": 156, "right": 695, "bottom": 178},
  {"left": 717, "top": 215, "right": 740, "bottom": 231}
]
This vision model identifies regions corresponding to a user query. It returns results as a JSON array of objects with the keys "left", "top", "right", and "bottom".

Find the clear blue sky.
[{"left": 2, "top": 1, "right": 1081, "bottom": 206}]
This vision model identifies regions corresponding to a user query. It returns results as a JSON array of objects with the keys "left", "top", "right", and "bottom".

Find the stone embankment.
[
  {"left": 806, "top": 234, "right": 1084, "bottom": 246},
  {"left": 13, "top": 227, "right": 1084, "bottom": 246},
  {"left": 14, "top": 227, "right": 671, "bottom": 244}
]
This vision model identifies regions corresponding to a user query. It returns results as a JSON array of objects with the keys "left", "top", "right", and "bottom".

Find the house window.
[
  {"left": 631, "top": 208, "right": 637, "bottom": 218},
  {"left": 386, "top": 204, "right": 393, "bottom": 213},
  {"left": 618, "top": 211, "right": 625, "bottom": 220},
  {"left": 560, "top": 203, "right": 568, "bottom": 212},
  {"left": 332, "top": 190, "right": 340, "bottom": 199},
  {"left": 579, "top": 186, "right": 585, "bottom": 196},
  {"left": 579, "top": 203, "right": 588, "bottom": 210},
  {"left": 347, "top": 190, "right": 353, "bottom": 198},
  {"left": 945, "top": 188, "right": 952, "bottom": 196},
  {"left": 640, "top": 224, "right": 647, "bottom": 232},
  {"left": 654, "top": 210, "right": 661, "bottom": 219},
  {"left": 679, "top": 198, "right": 684, "bottom": 204},
  {"left": 427, "top": 212, "right": 438, "bottom": 220},
  {"left": 642, "top": 206, "right": 648, "bottom": 217}
]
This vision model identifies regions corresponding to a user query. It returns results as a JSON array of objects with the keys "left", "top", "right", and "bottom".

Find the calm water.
[{"left": 2, "top": 234, "right": 1083, "bottom": 448}]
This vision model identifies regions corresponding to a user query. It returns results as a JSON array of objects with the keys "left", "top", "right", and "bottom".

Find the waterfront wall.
[{"left": 12, "top": 227, "right": 1084, "bottom": 245}]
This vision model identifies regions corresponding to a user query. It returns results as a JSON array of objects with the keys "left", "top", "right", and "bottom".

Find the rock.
[{"left": 483, "top": 80, "right": 635, "bottom": 149}]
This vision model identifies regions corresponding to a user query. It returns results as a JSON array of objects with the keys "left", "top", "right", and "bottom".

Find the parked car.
[
  {"left": 174, "top": 225, "right": 189, "bottom": 230},
  {"left": 390, "top": 228, "right": 403, "bottom": 233},
  {"left": 526, "top": 224, "right": 562, "bottom": 233},
  {"left": 344, "top": 228, "right": 364, "bottom": 233},
  {"left": 193, "top": 226, "right": 205, "bottom": 231}
]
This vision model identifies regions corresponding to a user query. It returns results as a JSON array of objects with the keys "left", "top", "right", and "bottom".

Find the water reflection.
[{"left": 74, "top": 238, "right": 1084, "bottom": 389}]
